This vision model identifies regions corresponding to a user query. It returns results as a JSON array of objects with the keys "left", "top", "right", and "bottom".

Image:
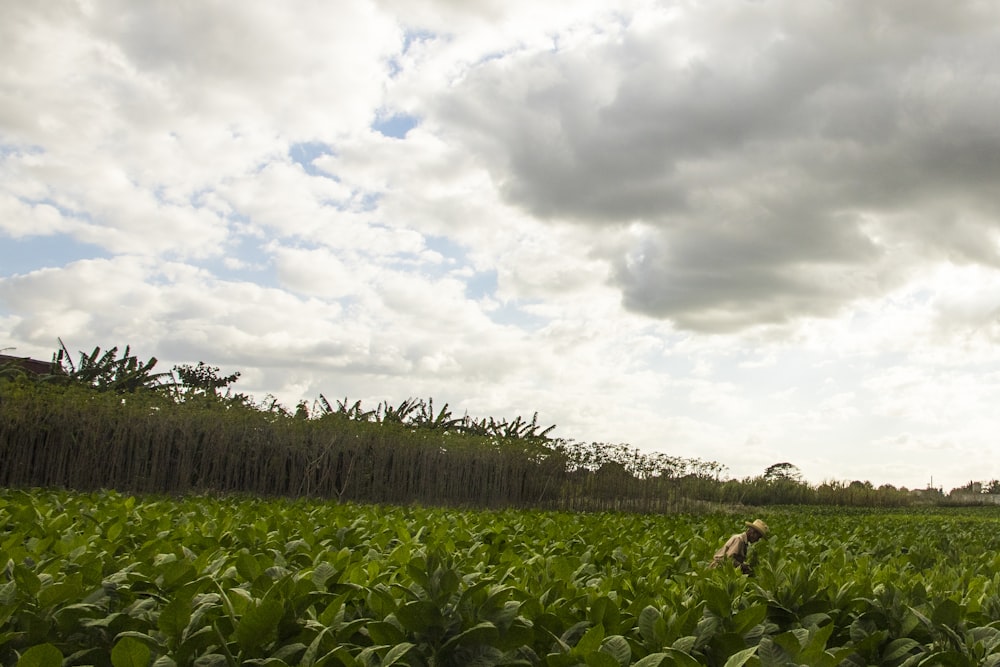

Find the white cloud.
[
  {"left": 5, "top": 1, "right": 1000, "bottom": 493},
  {"left": 420, "top": 0, "right": 1000, "bottom": 332},
  {"left": 0, "top": 193, "right": 73, "bottom": 238}
]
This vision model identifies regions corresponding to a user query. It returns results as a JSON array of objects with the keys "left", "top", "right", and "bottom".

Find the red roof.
[{"left": 0, "top": 354, "right": 57, "bottom": 376}]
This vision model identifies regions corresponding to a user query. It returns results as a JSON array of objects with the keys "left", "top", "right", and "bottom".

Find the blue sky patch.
[
  {"left": 372, "top": 113, "right": 419, "bottom": 139},
  {"left": 465, "top": 269, "right": 498, "bottom": 300},
  {"left": 0, "top": 143, "right": 43, "bottom": 159},
  {"left": 403, "top": 29, "right": 437, "bottom": 53},
  {"left": 193, "top": 235, "right": 280, "bottom": 288},
  {"left": 0, "top": 234, "right": 109, "bottom": 277},
  {"left": 487, "top": 300, "right": 547, "bottom": 331},
  {"left": 424, "top": 234, "right": 466, "bottom": 260},
  {"left": 387, "top": 29, "right": 437, "bottom": 77},
  {"left": 289, "top": 142, "right": 336, "bottom": 178}
]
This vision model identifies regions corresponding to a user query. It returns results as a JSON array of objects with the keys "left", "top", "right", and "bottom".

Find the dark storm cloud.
[
  {"left": 616, "top": 207, "right": 884, "bottom": 331},
  {"left": 433, "top": 1, "right": 1000, "bottom": 331}
]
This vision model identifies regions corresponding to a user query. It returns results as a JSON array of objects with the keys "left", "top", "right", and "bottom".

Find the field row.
[{"left": 2, "top": 490, "right": 1000, "bottom": 666}]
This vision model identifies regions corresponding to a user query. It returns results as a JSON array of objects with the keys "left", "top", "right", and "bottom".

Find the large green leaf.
[
  {"left": 300, "top": 627, "right": 333, "bottom": 667},
  {"left": 659, "top": 648, "right": 703, "bottom": 667},
  {"left": 589, "top": 597, "right": 621, "bottom": 633},
  {"left": 112, "top": 636, "right": 152, "bottom": 667},
  {"left": 17, "top": 644, "right": 63, "bottom": 667},
  {"left": 236, "top": 599, "right": 284, "bottom": 651},
  {"left": 12, "top": 565, "right": 41, "bottom": 597},
  {"left": 796, "top": 623, "right": 837, "bottom": 665},
  {"left": 584, "top": 652, "right": 620, "bottom": 667},
  {"left": 703, "top": 584, "right": 732, "bottom": 619},
  {"left": 599, "top": 635, "right": 631, "bottom": 667},
  {"left": 158, "top": 596, "right": 193, "bottom": 645},
  {"left": 917, "top": 651, "right": 977, "bottom": 667},
  {"left": 395, "top": 600, "right": 445, "bottom": 633},
  {"left": 757, "top": 637, "right": 793, "bottom": 667},
  {"left": 731, "top": 604, "right": 767, "bottom": 636},
  {"left": 632, "top": 654, "right": 672, "bottom": 667},
  {"left": 638, "top": 606, "right": 665, "bottom": 646},
  {"left": 382, "top": 643, "right": 415, "bottom": 666},
  {"left": 440, "top": 621, "right": 501, "bottom": 652},
  {"left": 771, "top": 628, "right": 808, "bottom": 658},
  {"left": 236, "top": 552, "right": 264, "bottom": 582},
  {"left": 882, "top": 638, "right": 922, "bottom": 664},
  {"left": 709, "top": 632, "right": 748, "bottom": 663},
  {"left": 575, "top": 624, "right": 605, "bottom": 654},
  {"left": 722, "top": 646, "right": 758, "bottom": 667},
  {"left": 932, "top": 599, "right": 962, "bottom": 629},
  {"left": 367, "top": 620, "right": 406, "bottom": 645}
]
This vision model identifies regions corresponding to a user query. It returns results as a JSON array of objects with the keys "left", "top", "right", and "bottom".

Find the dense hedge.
[
  {"left": 0, "top": 381, "right": 564, "bottom": 508},
  {"left": 0, "top": 377, "right": 921, "bottom": 509}
]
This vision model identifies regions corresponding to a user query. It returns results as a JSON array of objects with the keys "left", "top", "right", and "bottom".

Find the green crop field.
[{"left": 2, "top": 489, "right": 1000, "bottom": 666}]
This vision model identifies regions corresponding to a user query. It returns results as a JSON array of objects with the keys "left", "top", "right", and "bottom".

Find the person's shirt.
[{"left": 711, "top": 531, "right": 749, "bottom": 568}]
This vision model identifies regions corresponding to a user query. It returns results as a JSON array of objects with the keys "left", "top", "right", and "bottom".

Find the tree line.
[{"left": 0, "top": 342, "right": 933, "bottom": 510}]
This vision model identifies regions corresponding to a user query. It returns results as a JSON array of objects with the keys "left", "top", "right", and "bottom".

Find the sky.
[{"left": 3, "top": 1, "right": 1000, "bottom": 492}]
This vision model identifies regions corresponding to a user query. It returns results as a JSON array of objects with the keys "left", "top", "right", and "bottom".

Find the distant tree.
[
  {"left": 172, "top": 361, "right": 240, "bottom": 395},
  {"left": 315, "top": 395, "right": 376, "bottom": 421},
  {"left": 596, "top": 460, "right": 632, "bottom": 480},
  {"left": 763, "top": 462, "right": 803, "bottom": 483},
  {"left": 986, "top": 480, "right": 1000, "bottom": 495},
  {"left": 171, "top": 361, "right": 247, "bottom": 405}
]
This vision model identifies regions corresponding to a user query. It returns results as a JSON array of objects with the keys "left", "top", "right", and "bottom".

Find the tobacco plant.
[{"left": 3, "top": 491, "right": 1000, "bottom": 666}]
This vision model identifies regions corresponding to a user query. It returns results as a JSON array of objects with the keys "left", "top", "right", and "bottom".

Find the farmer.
[{"left": 709, "top": 519, "right": 769, "bottom": 575}]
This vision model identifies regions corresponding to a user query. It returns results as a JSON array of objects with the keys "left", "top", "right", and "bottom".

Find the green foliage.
[
  {"left": 3, "top": 492, "right": 1000, "bottom": 666},
  {"left": 315, "top": 394, "right": 557, "bottom": 441},
  {"left": 762, "top": 463, "right": 802, "bottom": 483},
  {"left": 170, "top": 361, "right": 244, "bottom": 404},
  {"left": 0, "top": 380, "right": 570, "bottom": 505},
  {"left": 53, "top": 338, "right": 173, "bottom": 394},
  {"left": 0, "top": 340, "right": 943, "bottom": 509},
  {"left": 0, "top": 371, "right": 920, "bottom": 509}
]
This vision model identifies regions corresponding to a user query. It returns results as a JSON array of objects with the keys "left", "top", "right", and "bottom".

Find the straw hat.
[{"left": 745, "top": 519, "right": 770, "bottom": 538}]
